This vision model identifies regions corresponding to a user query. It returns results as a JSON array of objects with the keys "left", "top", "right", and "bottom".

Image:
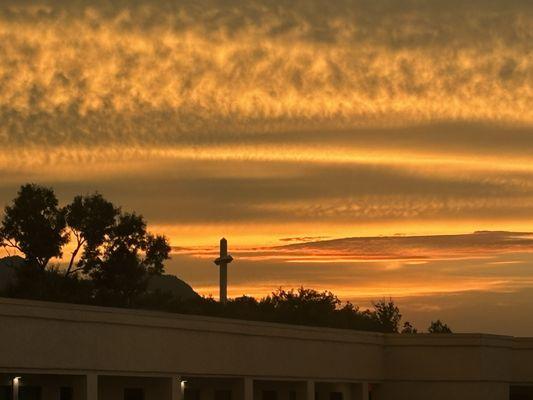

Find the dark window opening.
[
  {"left": 215, "top": 390, "right": 232, "bottom": 400},
  {"left": 330, "top": 392, "right": 343, "bottom": 400},
  {"left": 262, "top": 390, "right": 277, "bottom": 400},
  {"left": 124, "top": 388, "right": 144, "bottom": 400},
  {"left": 510, "top": 386, "right": 533, "bottom": 400},
  {"left": 184, "top": 388, "right": 201, "bottom": 400},
  {"left": 19, "top": 386, "right": 42, "bottom": 400},
  {"left": 60, "top": 387, "right": 73, "bottom": 400},
  {"left": 0, "top": 386, "right": 12, "bottom": 400},
  {"left": 289, "top": 390, "right": 297, "bottom": 400}
]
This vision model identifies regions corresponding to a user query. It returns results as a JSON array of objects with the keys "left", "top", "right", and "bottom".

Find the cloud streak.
[
  {"left": 0, "top": 0, "right": 532, "bottom": 154},
  {"left": 174, "top": 231, "right": 533, "bottom": 263}
]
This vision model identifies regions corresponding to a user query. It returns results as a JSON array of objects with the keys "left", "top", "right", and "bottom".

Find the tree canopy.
[
  {"left": 0, "top": 184, "right": 68, "bottom": 270},
  {"left": 0, "top": 183, "right": 170, "bottom": 307},
  {"left": 372, "top": 299, "right": 402, "bottom": 333},
  {"left": 428, "top": 319, "right": 453, "bottom": 333},
  {"left": 87, "top": 212, "right": 170, "bottom": 306},
  {"left": 64, "top": 193, "right": 118, "bottom": 275}
]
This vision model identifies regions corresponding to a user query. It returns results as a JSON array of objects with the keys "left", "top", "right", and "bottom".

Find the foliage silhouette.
[
  {"left": 1, "top": 184, "right": 170, "bottom": 307},
  {"left": 372, "top": 298, "right": 402, "bottom": 333},
  {"left": 131, "top": 287, "right": 405, "bottom": 333},
  {"left": 64, "top": 193, "right": 119, "bottom": 276},
  {"left": 87, "top": 212, "right": 171, "bottom": 306},
  {"left": 401, "top": 321, "right": 418, "bottom": 334},
  {"left": 428, "top": 319, "right": 452, "bottom": 333},
  {"left": 0, "top": 184, "right": 68, "bottom": 270}
]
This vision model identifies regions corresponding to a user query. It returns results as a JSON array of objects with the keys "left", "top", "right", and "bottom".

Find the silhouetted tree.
[
  {"left": 222, "top": 295, "right": 261, "bottom": 320},
  {"left": 372, "top": 298, "right": 402, "bottom": 333},
  {"left": 86, "top": 213, "right": 170, "bottom": 306},
  {"left": 401, "top": 321, "right": 418, "bottom": 334},
  {"left": 4, "top": 265, "right": 93, "bottom": 304},
  {"left": 64, "top": 193, "right": 118, "bottom": 276},
  {"left": 0, "top": 184, "right": 68, "bottom": 270},
  {"left": 266, "top": 287, "right": 340, "bottom": 310},
  {"left": 332, "top": 301, "right": 380, "bottom": 331},
  {"left": 259, "top": 287, "right": 340, "bottom": 325},
  {"left": 428, "top": 319, "right": 452, "bottom": 333}
]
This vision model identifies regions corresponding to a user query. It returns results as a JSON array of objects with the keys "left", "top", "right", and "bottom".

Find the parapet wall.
[
  {"left": 1, "top": 297, "right": 533, "bottom": 388},
  {"left": 0, "top": 297, "right": 383, "bottom": 381}
]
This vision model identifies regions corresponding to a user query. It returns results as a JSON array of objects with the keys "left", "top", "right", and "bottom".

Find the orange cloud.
[{"left": 173, "top": 231, "right": 533, "bottom": 262}]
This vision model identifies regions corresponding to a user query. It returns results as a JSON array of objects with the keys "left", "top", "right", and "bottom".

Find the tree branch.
[
  {"left": 66, "top": 265, "right": 85, "bottom": 275},
  {"left": 3, "top": 238, "right": 23, "bottom": 253},
  {"left": 65, "top": 233, "right": 85, "bottom": 276}
]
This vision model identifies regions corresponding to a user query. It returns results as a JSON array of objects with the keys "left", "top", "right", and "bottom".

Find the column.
[
  {"left": 243, "top": 377, "right": 254, "bottom": 400},
  {"left": 12, "top": 377, "right": 20, "bottom": 400},
  {"left": 171, "top": 376, "right": 183, "bottom": 400},
  {"left": 86, "top": 374, "right": 98, "bottom": 400},
  {"left": 306, "top": 380, "right": 315, "bottom": 400}
]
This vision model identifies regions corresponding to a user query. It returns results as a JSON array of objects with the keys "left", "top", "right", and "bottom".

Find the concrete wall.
[
  {"left": 376, "top": 335, "right": 533, "bottom": 399},
  {"left": 0, "top": 297, "right": 383, "bottom": 382},
  {"left": 2, "top": 297, "right": 533, "bottom": 400},
  {"left": 511, "top": 339, "right": 533, "bottom": 384},
  {"left": 383, "top": 334, "right": 513, "bottom": 382}
]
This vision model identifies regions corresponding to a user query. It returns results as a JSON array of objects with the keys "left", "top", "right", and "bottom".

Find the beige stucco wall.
[
  {"left": 383, "top": 334, "right": 514, "bottom": 382},
  {"left": 380, "top": 333, "right": 522, "bottom": 399},
  {"left": 511, "top": 339, "right": 533, "bottom": 383},
  {"left": 2, "top": 297, "right": 533, "bottom": 400},
  {"left": 0, "top": 297, "right": 383, "bottom": 382}
]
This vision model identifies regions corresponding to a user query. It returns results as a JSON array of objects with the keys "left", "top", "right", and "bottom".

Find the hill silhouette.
[
  {"left": 148, "top": 273, "right": 200, "bottom": 300},
  {"left": 0, "top": 256, "right": 199, "bottom": 301}
]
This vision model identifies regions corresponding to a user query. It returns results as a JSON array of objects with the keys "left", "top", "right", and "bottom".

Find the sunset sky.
[{"left": 1, "top": 0, "right": 533, "bottom": 334}]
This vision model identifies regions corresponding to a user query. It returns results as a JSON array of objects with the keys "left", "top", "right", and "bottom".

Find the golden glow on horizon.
[{"left": 193, "top": 278, "right": 521, "bottom": 303}]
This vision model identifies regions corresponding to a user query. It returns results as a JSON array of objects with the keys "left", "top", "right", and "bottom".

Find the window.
[
  {"left": 214, "top": 390, "right": 231, "bottom": 400},
  {"left": 60, "top": 387, "right": 73, "bottom": 400},
  {"left": 329, "top": 392, "right": 342, "bottom": 400},
  {"left": 262, "top": 390, "right": 277, "bottom": 400},
  {"left": 510, "top": 385, "right": 533, "bottom": 400},
  {"left": 19, "top": 386, "right": 42, "bottom": 400},
  {"left": 124, "top": 388, "right": 144, "bottom": 400},
  {"left": 0, "top": 386, "right": 12, "bottom": 400},
  {"left": 184, "top": 388, "right": 200, "bottom": 400}
]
